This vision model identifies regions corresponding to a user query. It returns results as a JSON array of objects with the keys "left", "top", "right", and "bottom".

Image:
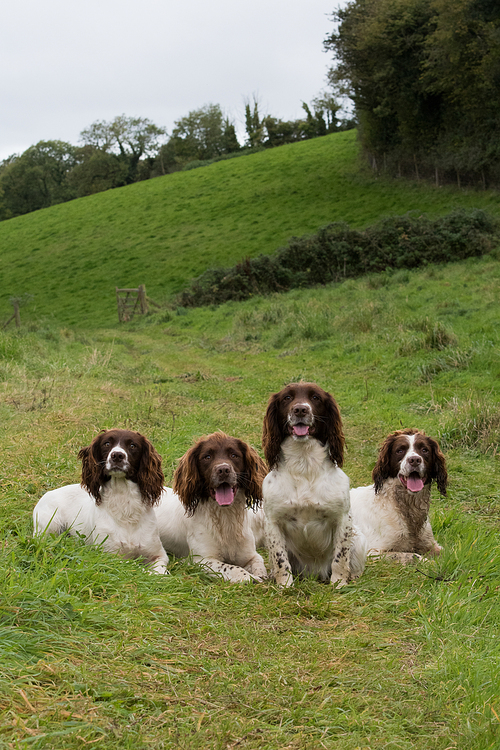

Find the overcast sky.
[{"left": 1, "top": 0, "right": 346, "bottom": 161}]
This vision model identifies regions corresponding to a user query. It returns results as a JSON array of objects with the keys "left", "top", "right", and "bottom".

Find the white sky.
[{"left": 1, "top": 0, "right": 346, "bottom": 161}]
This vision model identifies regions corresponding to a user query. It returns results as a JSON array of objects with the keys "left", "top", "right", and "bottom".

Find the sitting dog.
[
  {"left": 33, "top": 429, "right": 169, "bottom": 574},
  {"left": 262, "top": 382, "right": 366, "bottom": 587},
  {"left": 155, "top": 432, "right": 267, "bottom": 583},
  {"left": 350, "top": 428, "right": 447, "bottom": 562}
]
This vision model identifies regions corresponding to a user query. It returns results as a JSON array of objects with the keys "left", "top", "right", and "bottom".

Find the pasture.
[{"left": 0, "top": 131, "right": 499, "bottom": 748}]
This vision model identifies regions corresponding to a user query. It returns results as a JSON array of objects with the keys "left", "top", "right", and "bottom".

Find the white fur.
[
  {"left": 33, "top": 480, "right": 169, "bottom": 574},
  {"left": 264, "top": 437, "right": 366, "bottom": 587},
  {"left": 155, "top": 488, "right": 267, "bottom": 583},
  {"left": 350, "top": 478, "right": 441, "bottom": 561},
  {"left": 248, "top": 506, "right": 266, "bottom": 549}
]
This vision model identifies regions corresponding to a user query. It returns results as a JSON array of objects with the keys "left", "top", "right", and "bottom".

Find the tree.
[
  {"left": 161, "top": 104, "right": 240, "bottom": 171},
  {"left": 324, "top": 0, "right": 500, "bottom": 183},
  {"left": 261, "top": 116, "right": 306, "bottom": 147},
  {"left": 0, "top": 140, "right": 76, "bottom": 218},
  {"left": 67, "top": 146, "right": 128, "bottom": 197},
  {"left": 80, "top": 115, "right": 166, "bottom": 183},
  {"left": 244, "top": 97, "right": 266, "bottom": 148}
]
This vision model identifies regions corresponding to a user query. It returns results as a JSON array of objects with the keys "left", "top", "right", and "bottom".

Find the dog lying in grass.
[
  {"left": 155, "top": 432, "right": 267, "bottom": 583},
  {"left": 33, "top": 429, "right": 169, "bottom": 574},
  {"left": 350, "top": 428, "right": 447, "bottom": 562}
]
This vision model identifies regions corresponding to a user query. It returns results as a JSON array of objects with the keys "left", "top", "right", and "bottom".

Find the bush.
[{"left": 177, "top": 209, "right": 499, "bottom": 307}]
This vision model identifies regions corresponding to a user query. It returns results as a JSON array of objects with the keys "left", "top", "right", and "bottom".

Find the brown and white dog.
[
  {"left": 155, "top": 432, "right": 268, "bottom": 583},
  {"left": 33, "top": 429, "right": 169, "bottom": 573},
  {"left": 350, "top": 428, "right": 447, "bottom": 562},
  {"left": 262, "top": 382, "right": 367, "bottom": 587}
]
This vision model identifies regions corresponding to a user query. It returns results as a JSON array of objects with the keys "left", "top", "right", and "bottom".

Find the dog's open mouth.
[
  {"left": 290, "top": 423, "right": 310, "bottom": 437},
  {"left": 210, "top": 483, "right": 236, "bottom": 506},
  {"left": 399, "top": 472, "right": 426, "bottom": 492}
]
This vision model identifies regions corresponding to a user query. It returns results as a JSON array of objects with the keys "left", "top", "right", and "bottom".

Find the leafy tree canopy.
[
  {"left": 0, "top": 140, "right": 76, "bottom": 218},
  {"left": 162, "top": 104, "right": 240, "bottom": 171},
  {"left": 80, "top": 115, "right": 166, "bottom": 183},
  {"left": 325, "top": 0, "right": 500, "bottom": 184}
]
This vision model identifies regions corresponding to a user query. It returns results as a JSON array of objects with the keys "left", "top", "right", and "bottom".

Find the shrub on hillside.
[{"left": 177, "top": 209, "right": 499, "bottom": 307}]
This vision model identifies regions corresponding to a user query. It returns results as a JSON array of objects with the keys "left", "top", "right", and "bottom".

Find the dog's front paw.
[
  {"left": 274, "top": 570, "right": 294, "bottom": 588},
  {"left": 331, "top": 574, "right": 349, "bottom": 587}
]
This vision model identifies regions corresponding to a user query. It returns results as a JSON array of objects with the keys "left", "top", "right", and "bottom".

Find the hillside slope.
[{"left": 1, "top": 129, "right": 499, "bottom": 328}]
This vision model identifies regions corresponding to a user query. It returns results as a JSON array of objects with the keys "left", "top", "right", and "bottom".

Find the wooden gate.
[{"left": 116, "top": 284, "right": 148, "bottom": 322}]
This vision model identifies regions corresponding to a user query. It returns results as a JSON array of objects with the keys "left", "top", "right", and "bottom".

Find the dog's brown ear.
[
  {"left": 173, "top": 441, "right": 206, "bottom": 516},
  {"left": 428, "top": 436, "right": 448, "bottom": 496},
  {"left": 136, "top": 435, "right": 164, "bottom": 505},
  {"left": 262, "top": 392, "right": 284, "bottom": 470},
  {"left": 323, "top": 392, "right": 345, "bottom": 467},
  {"left": 238, "top": 440, "right": 267, "bottom": 508},
  {"left": 372, "top": 432, "right": 399, "bottom": 494},
  {"left": 79, "top": 432, "right": 105, "bottom": 503}
]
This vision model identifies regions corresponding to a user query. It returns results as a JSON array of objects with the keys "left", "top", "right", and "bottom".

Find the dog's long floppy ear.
[
  {"left": 137, "top": 435, "right": 165, "bottom": 506},
  {"left": 172, "top": 441, "right": 206, "bottom": 516},
  {"left": 79, "top": 433, "right": 105, "bottom": 504},
  {"left": 427, "top": 435, "right": 448, "bottom": 496},
  {"left": 323, "top": 391, "right": 345, "bottom": 467},
  {"left": 238, "top": 440, "right": 268, "bottom": 509},
  {"left": 372, "top": 432, "right": 399, "bottom": 495},
  {"left": 262, "top": 392, "right": 283, "bottom": 470}
]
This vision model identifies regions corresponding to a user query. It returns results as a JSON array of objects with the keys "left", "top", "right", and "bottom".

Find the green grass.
[
  {"left": 0, "top": 133, "right": 499, "bottom": 748},
  {"left": 1, "top": 129, "right": 500, "bottom": 328},
  {"left": 0, "top": 248, "right": 499, "bottom": 748}
]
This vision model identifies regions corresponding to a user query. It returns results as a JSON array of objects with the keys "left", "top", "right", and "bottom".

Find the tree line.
[
  {"left": 0, "top": 96, "right": 354, "bottom": 220},
  {"left": 325, "top": 0, "right": 500, "bottom": 187}
]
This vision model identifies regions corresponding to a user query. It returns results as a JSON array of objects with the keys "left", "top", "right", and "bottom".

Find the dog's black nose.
[{"left": 293, "top": 405, "right": 310, "bottom": 417}]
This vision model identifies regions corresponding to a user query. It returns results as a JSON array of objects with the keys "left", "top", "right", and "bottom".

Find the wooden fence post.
[
  {"left": 138, "top": 284, "right": 148, "bottom": 315},
  {"left": 13, "top": 300, "right": 20, "bottom": 327}
]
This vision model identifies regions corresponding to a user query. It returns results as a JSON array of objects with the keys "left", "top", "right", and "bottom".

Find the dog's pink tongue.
[
  {"left": 293, "top": 424, "right": 309, "bottom": 436},
  {"left": 407, "top": 475, "right": 424, "bottom": 492},
  {"left": 215, "top": 485, "right": 236, "bottom": 506}
]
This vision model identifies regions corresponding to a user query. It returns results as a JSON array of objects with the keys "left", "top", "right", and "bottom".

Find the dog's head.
[
  {"left": 173, "top": 432, "right": 267, "bottom": 516},
  {"left": 372, "top": 428, "right": 447, "bottom": 496},
  {"left": 78, "top": 429, "right": 164, "bottom": 505},
  {"left": 262, "top": 382, "right": 344, "bottom": 469}
]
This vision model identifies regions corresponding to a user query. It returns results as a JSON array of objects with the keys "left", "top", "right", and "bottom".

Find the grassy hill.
[
  {"left": 1, "top": 129, "right": 500, "bottom": 328},
  {"left": 0, "top": 131, "right": 499, "bottom": 748}
]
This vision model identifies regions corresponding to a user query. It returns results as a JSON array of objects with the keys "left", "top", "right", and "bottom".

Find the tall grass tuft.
[{"left": 439, "top": 394, "right": 500, "bottom": 453}]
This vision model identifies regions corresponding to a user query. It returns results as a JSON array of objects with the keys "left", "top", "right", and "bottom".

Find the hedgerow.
[{"left": 177, "top": 208, "right": 499, "bottom": 307}]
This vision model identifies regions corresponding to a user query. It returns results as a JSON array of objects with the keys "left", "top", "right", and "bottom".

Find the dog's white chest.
[{"left": 263, "top": 438, "right": 350, "bottom": 528}]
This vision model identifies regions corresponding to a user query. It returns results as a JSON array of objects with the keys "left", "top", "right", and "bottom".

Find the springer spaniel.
[
  {"left": 350, "top": 428, "right": 447, "bottom": 562},
  {"left": 33, "top": 429, "right": 169, "bottom": 574},
  {"left": 155, "top": 432, "right": 268, "bottom": 583},
  {"left": 262, "top": 382, "right": 367, "bottom": 587}
]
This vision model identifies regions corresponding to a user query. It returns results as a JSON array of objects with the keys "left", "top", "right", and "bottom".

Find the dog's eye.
[
  {"left": 202, "top": 453, "right": 212, "bottom": 461},
  {"left": 396, "top": 447, "right": 405, "bottom": 454},
  {"left": 129, "top": 443, "right": 137, "bottom": 450},
  {"left": 311, "top": 394, "right": 320, "bottom": 401},
  {"left": 420, "top": 447, "right": 429, "bottom": 453},
  {"left": 283, "top": 395, "right": 292, "bottom": 401},
  {"left": 230, "top": 452, "right": 240, "bottom": 459},
  {"left": 103, "top": 441, "right": 111, "bottom": 447}
]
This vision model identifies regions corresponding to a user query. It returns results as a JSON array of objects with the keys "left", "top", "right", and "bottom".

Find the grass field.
[
  {"left": 1, "top": 129, "right": 500, "bottom": 328},
  {"left": 0, "top": 132, "right": 499, "bottom": 749}
]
